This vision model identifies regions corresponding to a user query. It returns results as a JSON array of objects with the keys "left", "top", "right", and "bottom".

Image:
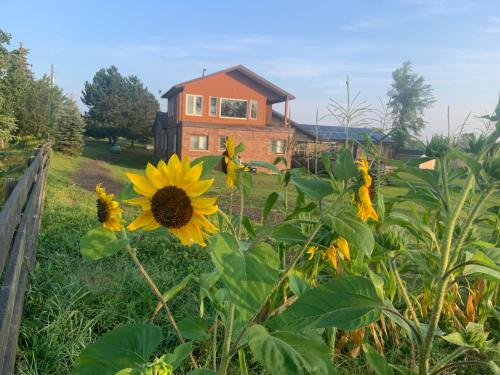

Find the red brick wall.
[{"left": 180, "top": 124, "right": 293, "bottom": 168}]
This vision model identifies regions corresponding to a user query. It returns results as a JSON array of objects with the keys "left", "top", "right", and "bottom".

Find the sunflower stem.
[
  {"left": 125, "top": 242, "right": 198, "bottom": 369},
  {"left": 238, "top": 172, "right": 245, "bottom": 239},
  {"left": 219, "top": 303, "right": 235, "bottom": 375}
]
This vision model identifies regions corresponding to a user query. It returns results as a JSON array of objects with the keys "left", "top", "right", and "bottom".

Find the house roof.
[
  {"left": 162, "top": 65, "right": 295, "bottom": 104},
  {"left": 294, "top": 124, "right": 393, "bottom": 143}
]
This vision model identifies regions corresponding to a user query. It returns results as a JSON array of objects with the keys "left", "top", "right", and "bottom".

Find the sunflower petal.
[
  {"left": 126, "top": 172, "right": 157, "bottom": 197},
  {"left": 146, "top": 162, "right": 168, "bottom": 188},
  {"left": 186, "top": 179, "right": 214, "bottom": 197},
  {"left": 124, "top": 197, "right": 151, "bottom": 210},
  {"left": 127, "top": 210, "right": 155, "bottom": 231}
]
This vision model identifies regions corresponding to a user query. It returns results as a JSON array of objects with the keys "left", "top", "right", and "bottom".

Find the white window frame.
[
  {"left": 218, "top": 136, "right": 227, "bottom": 150},
  {"left": 250, "top": 100, "right": 258, "bottom": 120},
  {"left": 271, "top": 140, "right": 286, "bottom": 154},
  {"left": 186, "top": 94, "right": 203, "bottom": 116},
  {"left": 209, "top": 96, "right": 218, "bottom": 117},
  {"left": 219, "top": 97, "right": 248, "bottom": 120},
  {"left": 190, "top": 135, "right": 209, "bottom": 151}
]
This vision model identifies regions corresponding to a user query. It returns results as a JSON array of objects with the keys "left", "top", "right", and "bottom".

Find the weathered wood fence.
[{"left": 0, "top": 142, "right": 51, "bottom": 374}]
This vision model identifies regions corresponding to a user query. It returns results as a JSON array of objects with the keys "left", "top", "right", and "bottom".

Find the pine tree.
[{"left": 53, "top": 96, "right": 84, "bottom": 155}]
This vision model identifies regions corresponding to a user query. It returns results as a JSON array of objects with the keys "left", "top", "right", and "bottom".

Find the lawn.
[{"left": 15, "top": 139, "right": 499, "bottom": 374}]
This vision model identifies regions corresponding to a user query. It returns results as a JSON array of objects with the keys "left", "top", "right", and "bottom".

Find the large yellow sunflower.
[
  {"left": 222, "top": 137, "right": 238, "bottom": 189},
  {"left": 125, "top": 155, "right": 218, "bottom": 246},
  {"left": 95, "top": 184, "right": 124, "bottom": 231},
  {"left": 355, "top": 158, "right": 379, "bottom": 222}
]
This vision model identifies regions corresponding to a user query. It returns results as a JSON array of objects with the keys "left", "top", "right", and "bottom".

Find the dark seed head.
[
  {"left": 221, "top": 151, "right": 229, "bottom": 174},
  {"left": 96, "top": 199, "right": 109, "bottom": 223},
  {"left": 151, "top": 186, "right": 193, "bottom": 228}
]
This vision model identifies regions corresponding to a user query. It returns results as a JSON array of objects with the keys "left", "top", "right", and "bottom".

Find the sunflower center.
[
  {"left": 96, "top": 199, "right": 109, "bottom": 223},
  {"left": 151, "top": 186, "right": 193, "bottom": 228}
]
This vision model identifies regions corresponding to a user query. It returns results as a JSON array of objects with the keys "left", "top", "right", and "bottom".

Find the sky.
[{"left": 1, "top": 0, "right": 499, "bottom": 139}]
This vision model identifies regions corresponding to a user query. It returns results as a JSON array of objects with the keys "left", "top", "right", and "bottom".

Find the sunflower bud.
[
  {"left": 376, "top": 231, "right": 404, "bottom": 251},
  {"left": 140, "top": 356, "right": 173, "bottom": 375},
  {"left": 464, "top": 323, "right": 490, "bottom": 350},
  {"left": 425, "top": 135, "right": 450, "bottom": 158}
]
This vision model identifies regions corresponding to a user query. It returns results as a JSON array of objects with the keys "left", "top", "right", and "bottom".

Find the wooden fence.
[{"left": 0, "top": 142, "right": 51, "bottom": 374}]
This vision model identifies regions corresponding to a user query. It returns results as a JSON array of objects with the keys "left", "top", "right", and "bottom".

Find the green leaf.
[
  {"left": 248, "top": 325, "right": 336, "bottom": 375},
  {"left": 441, "top": 332, "right": 473, "bottom": 348},
  {"left": 447, "top": 148, "right": 482, "bottom": 176},
  {"left": 164, "top": 342, "right": 193, "bottom": 370},
  {"left": 323, "top": 215, "right": 374, "bottom": 258},
  {"left": 116, "top": 183, "right": 137, "bottom": 201},
  {"left": 240, "top": 171, "right": 253, "bottom": 197},
  {"left": 263, "top": 192, "right": 279, "bottom": 223},
  {"left": 292, "top": 176, "right": 334, "bottom": 201},
  {"left": 271, "top": 224, "right": 308, "bottom": 244},
  {"left": 242, "top": 216, "right": 256, "bottom": 238},
  {"left": 160, "top": 274, "right": 197, "bottom": 303},
  {"left": 209, "top": 233, "right": 280, "bottom": 320},
  {"left": 463, "top": 251, "right": 500, "bottom": 282},
  {"left": 270, "top": 276, "right": 382, "bottom": 331},
  {"left": 178, "top": 316, "right": 211, "bottom": 341},
  {"left": 362, "top": 343, "right": 394, "bottom": 375},
  {"left": 191, "top": 155, "right": 223, "bottom": 178},
  {"left": 80, "top": 227, "right": 128, "bottom": 261},
  {"left": 71, "top": 324, "right": 162, "bottom": 375},
  {"left": 247, "top": 160, "right": 281, "bottom": 174},
  {"left": 288, "top": 272, "right": 311, "bottom": 297},
  {"left": 333, "top": 148, "right": 357, "bottom": 181}
]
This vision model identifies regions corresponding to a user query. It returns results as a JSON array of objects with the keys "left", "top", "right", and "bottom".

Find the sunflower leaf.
[
  {"left": 80, "top": 227, "right": 127, "bottom": 261},
  {"left": 191, "top": 155, "right": 223, "bottom": 178}
]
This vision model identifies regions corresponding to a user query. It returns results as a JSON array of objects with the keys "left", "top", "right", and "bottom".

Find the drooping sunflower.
[
  {"left": 221, "top": 137, "right": 238, "bottom": 189},
  {"left": 125, "top": 155, "right": 218, "bottom": 246},
  {"left": 325, "top": 237, "right": 350, "bottom": 270},
  {"left": 355, "top": 157, "right": 379, "bottom": 222},
  {"left": 95, "top": 184, "right": 124, "bottom": 231}
]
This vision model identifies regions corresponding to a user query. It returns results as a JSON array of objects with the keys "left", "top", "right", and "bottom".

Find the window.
[
  {"left": 186, "top": 94, "right": 203, "bottom": 116},
  {"left": 190, "top": 135, "right": 208, "bottom": 150},
  {"left": 209, "top": 97, "right": 218, "bottom": 117},
  {"left": 219, "top": 136, "right": 227, "bottom": 150},
  {"left": 220, "top": 98, "right": 247, "bottom": 119},
  {"left": 271, "top": 140, "right": 286, "bottom": 154},
  {"left": 250, "top": 100, "right": 258, "bottom": 120}
]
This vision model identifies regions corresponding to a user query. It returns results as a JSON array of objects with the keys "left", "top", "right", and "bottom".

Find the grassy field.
[{"left": 15, "top": 139, "right": 498, "bottom": 374}]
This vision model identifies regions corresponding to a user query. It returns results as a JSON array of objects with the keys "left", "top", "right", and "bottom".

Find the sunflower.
[
  {"left": 306, "top": 246, "right": 318, "bottom": 260},
  {"left": 221, "top": 137, "right": 238, "bottom": 189},
  {"left": 95, "top": 184, "right": 124, "bottom": 231},
  {"left": 325, "top": 237, "right": 350, "bottom": 270},
  {"left": 355, "top": 158, "right": 379, "bottom": 222},
  {"left": 125, "top": 155, "right": 218, "bottom": 246}
]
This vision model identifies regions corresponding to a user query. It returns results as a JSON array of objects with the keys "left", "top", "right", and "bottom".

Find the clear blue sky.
[{"left": 1, "top": 0, "right": 499, "bottom": 138}]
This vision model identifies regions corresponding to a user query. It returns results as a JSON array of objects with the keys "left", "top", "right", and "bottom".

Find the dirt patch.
[{"left": 72, "top": 159, "right": 124, "bottom": 194}]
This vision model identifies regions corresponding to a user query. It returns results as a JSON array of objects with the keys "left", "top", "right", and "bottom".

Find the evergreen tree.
[
  {"left": 53, "top": 96, "right": 84, "bottom": 155},
  {"left": 387, "top": 61, "right": 435, "bottom": 150},
  {"left": 81, "top": 66, "right": 159, "bottom": 145},
  {"left": 0, "top": 29, "right": 16, "bottom": 145}
]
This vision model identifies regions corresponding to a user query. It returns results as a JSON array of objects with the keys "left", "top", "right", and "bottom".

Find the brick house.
[{"left": 153, "top": 65, "right": 295, "bottom": 166}]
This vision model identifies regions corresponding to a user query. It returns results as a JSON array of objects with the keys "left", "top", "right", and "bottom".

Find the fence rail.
[{"left": 0, "top": 142, "right": 51, "bottom": 374}]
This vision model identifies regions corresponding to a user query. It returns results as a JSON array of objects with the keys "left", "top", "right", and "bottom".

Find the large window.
[
  {"left": 220, "top": 98, "right": 248, "bottom": 119},
  {"left": 219, "top": 136, "right": 227, "bottom": 150},
  {"left": 186, "top": 94, "right": 203, "bottom": 116},
  {"left": 190, "top": 135, "right": 208, "bottom": 150},
  {"left": 270, "top": 140, "right": 286, "bottom": 154},
  {"left": 209, "top": 97, "right": 218, "bottom": 117},
  {"left": 250, "top": 100, "right": 258, "bottom": 120}
]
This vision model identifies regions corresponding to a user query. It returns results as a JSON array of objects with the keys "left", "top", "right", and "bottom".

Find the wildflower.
[
  {"left": 222, "top": 137, "right": 238, "bottom": 189},
  {"left": 306, "top": 246, "right": 318, "bottom": 260},
  {"left": 95, "top": 184, "right": 124, "bottom": 231},
  {"left": 125, "top": 155, "right": 218, "bottom": 247},
  {"left": 355, "top": 157, "right": 379, "bottom": 222}
]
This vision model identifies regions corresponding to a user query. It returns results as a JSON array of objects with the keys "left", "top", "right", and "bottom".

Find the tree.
[
  {"left": 52, "top": 96, "right": 85, "bottom": 155},
  {"left": 81, "top": 66, "right": 159, "bottom": 145},
  {"left": 387, "top": 61, "right": 435, "bottom": 150}
]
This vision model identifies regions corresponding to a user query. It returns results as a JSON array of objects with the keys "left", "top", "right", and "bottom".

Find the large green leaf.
[
  {"left": 463, "top": 251, "right": 500, "bottom": 282},
  {"left": 263, "top": 192, "right": 279, "bottom": 223},
  {"left": 292, "top": 176, "right": 334, "bottom": 201},
  {"left": 246, "top": 160, "right": 281, "bottom": 174},
  {"left": 248, "top": 325, "right": 336, "bottom": 375},
  {"left": 270, "top": 276, "right": 383, "bottom": 331},
  {"left": 333, "top": 148, "right": 357, "bottom": 181},
  {"left": 209, "top": 233, "right": 280, "bottom": 320},
  {"left": 363, "top": 343, "right": 394, "bottom": 375},
  {"left": 164, "top": 342, "right": 193, "bottom": 370},
  {"left": 72, "top": 324, "right": 162, "bottom": 375},
  {"left": 323, "top": 215, "right": 374, "bottom": 258},
  {"left": 178, "top": 316, "right": 211, "bottom": 341},
  {"left": 271, "top": 224, "right": 308, "bottom": 244},
  {"left": 191, "top": 155, "right": 223, "bottom": 178},
  {"left": 80, "top": 227, "right": 128, "bottom": 261}
]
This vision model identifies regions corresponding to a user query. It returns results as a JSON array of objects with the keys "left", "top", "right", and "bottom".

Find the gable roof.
[
  {"left": 162, "top": 65, "right": 295, "bottom": 104},
  {"left": 294, "top": 124, "right": 393, "bottom": 143}
]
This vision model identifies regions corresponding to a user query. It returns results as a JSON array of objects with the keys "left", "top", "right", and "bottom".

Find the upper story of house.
[{"left": 161, "top": 65, "right": 295, "bottom": 128}]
